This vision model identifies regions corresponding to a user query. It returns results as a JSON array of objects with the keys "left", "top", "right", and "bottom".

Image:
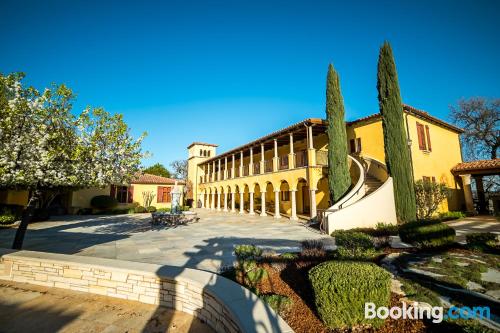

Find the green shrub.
[
  {"left": 336, "top": 247, "right": 381, "bottom": 261},
  {"left": 375, "top": 222, "right": 399, "bottom": 235},
  {"left": 90, "top": 195, "right": 118, "bottom": 210},
  {"left": 0, "top": 214, "right": 16, "bottom": 225},
  {"left": 0, "top": 204, "right": 24, "bottom": 219},
  {"left": 260, "top": 294, "right": 292, "bottom": 315},
  {"left": 234, "top": 245, "right": 263, "bottom": 260},
  {"left": 399, "top": 219, "right": 456, "bottom": 249},
  {"left": 157, "top": 207, "right": 171, "bottom": 213},
  {"left": 466, "top": 232, "right": 498, "bottom": 251},
  {"left": 300, "top": 239, "right": 327, "bottom": 257},
  {"left": 146, "top": 206, "right": 157, "bottom": 212},
  {"left": 280, "top": 252, "right": 298, "bottom": 260},
  {"left": 134, "top": 205, "right": 147, "bottom": 213},
  {"left": 333, "top": 230, "right": 374, "bottom": 250},
  {"left": 439, "top": 211, "right": 466, "bottom": 221},
  {"left": 111, "top": 208, "right": 130, "bottom": 214},
  {"left": 309, "top": 261, "right": 391, "bottom": 329}
]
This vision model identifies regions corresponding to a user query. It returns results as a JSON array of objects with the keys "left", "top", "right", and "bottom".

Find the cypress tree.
[
  {"left": 377, "top": 41, "right": 416, "bottom": 223},
  {"left": 326, "top": 64, "right": 351, "bottom": 203}
]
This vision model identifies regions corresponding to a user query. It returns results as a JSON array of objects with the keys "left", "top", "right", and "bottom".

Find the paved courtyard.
[
  {"left": 445, "top": 215, "right": 500, "bottom": 243},
  {"left": 0, "top": 209, "right": 334, "bottom": 272}
]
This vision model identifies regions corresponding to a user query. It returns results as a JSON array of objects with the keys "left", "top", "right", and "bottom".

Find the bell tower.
[{"left": 187, "top": 142, "right": 218, "bottom": 207}]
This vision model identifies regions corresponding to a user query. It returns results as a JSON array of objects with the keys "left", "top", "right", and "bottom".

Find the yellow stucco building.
[
  {"left": 188, "top": 104, "right": 465, "bottom": 229},
  {"left": 0, "top": 173, "right": 184, "bottom": 214}
]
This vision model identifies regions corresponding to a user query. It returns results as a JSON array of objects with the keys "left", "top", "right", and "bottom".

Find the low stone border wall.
[{"left": 0, "top": 249, "right": 292, "bottom": 333}]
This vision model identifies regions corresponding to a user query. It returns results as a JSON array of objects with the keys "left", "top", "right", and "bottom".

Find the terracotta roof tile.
[
  {"left": 132, "top": 173, "right": 185, "bottom": 185},
  {"left": 451, "top": 159, "right": 500, "bottom": 174}
]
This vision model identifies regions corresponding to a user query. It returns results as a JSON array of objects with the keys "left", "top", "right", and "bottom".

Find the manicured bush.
[
  {"left": 90, "top": 195, "right": 118, "bottom": 210},
  {"left": 146, "top": 206, "right": 157, "bottom": 212},
  {"left": 134, "top": 205, "right": 147, "bottom": 213},
  {"left": 0, "top": 204, "right": 24, "bottom": 219},
  {"left": 280, "top": 252, "right": 298, "bottom": 260},
  {"left": 309, "top": 261, "right": 391, "bottom": 329},
  {"left": 439, "top": 211, "right": 466, "bottom": 221},
  {"left": 335, "top": 246, "right": 381, "bottom": 261},
  {"left": 157, "top": 207, "right": 171, "bottom": 213},
  {"left": 399, "top": 219, "right": 456, "bottom": 249},
  {"left": 466, "top": 232, "right": 498, "bottom": 251},
  {"left": 333, "top": 230, "right": 374, "bottom": 250},
  {"left": 234, "top": 244, "right": 263, "bottom": 260},
  {"left": 0, "top": 214, "right": 16, "bottom": 225},
  {"left": 375, "top": 222, "right": 399, "bottom": 236},
  {"left": 260, "top": 294, "right": 292, "bottom": 315}
]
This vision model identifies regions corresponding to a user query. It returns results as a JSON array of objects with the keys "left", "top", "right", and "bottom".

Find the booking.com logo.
[{"left": 365, "top": 302, "right": 491, "bottom": 323}]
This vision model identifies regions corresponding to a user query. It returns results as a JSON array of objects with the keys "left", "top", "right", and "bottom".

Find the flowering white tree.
[{"left": 0, "top": 73, "right": 147, "bottom": 249}]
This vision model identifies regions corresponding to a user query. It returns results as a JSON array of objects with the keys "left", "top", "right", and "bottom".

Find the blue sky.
[{"left": 1, "top": 0, "right": 499, "bottom": 168}]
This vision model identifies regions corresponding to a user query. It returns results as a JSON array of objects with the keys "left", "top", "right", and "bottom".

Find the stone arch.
[
  {"left": 296, "top": 177, "right": 310, "bottom": 215},
  {"left": 253, "top": 183, "right": 262, "bottom": 214},
  {"left": 279, "top": 180, "right": 291, "bottom": 215}
]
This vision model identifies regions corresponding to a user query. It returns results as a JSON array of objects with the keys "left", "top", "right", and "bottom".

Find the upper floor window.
[
  {"left": 349, "top": 138, "right": 362, "bottom": 153},
  {"left": 200, "top": 149, "right": 203, "bottom": 156},
  {"left": 207, "top": 151, "right": 211, "bottom": 157},
  {"left": 416, "top": 122, "right": 432, "bottom": 152}
]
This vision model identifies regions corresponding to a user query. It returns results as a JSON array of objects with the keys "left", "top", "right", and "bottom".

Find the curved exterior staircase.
[{"left": 320, "top": 155, "right": 397, "bottom": 234}]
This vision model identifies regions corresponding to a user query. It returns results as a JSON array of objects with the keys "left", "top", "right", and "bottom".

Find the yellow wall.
[
  {"left": 71, "top": 187, "right": 111, "bottom": 210},
  {"left": 0, "top": 190, "right": 29, "bottom": 206},
  {"left": 347, "top": 114, "right": 464, "bottom": 212},
  {"left": 131, "top": 183, "right": 184, "bottom": 209}
]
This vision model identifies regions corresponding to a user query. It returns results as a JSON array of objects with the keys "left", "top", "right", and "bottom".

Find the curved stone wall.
[{"left": 0, "top": 249, "right": 292, "bottom": 333}]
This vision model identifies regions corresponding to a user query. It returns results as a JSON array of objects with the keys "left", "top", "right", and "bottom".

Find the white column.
[
  {"left": 239, "top": 191, "right": 244, "bottom": 214},
  {"left": 273, "top": 139, "right": 278, "bottom": 172},
  {"left": 224, "top": 157, "right": 228, "bottom": 180},
  {"left": 212, "top": 161, "right": 215, "bottom": 182},
  {"left": 260, "top": 191, "right": 267, "bottom": 217},
  {"left": 231, "top": 192, "right": 236, "bottom": 212},
  {"left": 218, "top": 159, "right": 221, "bottom": 181},
  {"left": 289, "top": 133, "right": 295, "bottom": 169},
  {"left": 223, "top": 192, "right": 228, "bottom": 212},
  {"left": 249, "top": 147, "right": 253, "bottom": 176},
  {"left": 260, "top": 144, "right": 265, "bottom": 174},
  {"left": 239, "top": 151, "right": 243, "bottom": 177},
  {"left": 310, "top": 188, "right": 317, "bottom": 219},
  {"left": 211, "top": 192, "right": 215, "bottom": 210},
  {"left": 217, "top": 192, "right": 221, "bottom": 211},
  {"left": 274, "top": 190, "right": 281, "bottom": 219},
  {"left": 249, "top": 192, "right": 255, "bottom": 215},
  {"left": 290, "top": 189, "right": 298, "bottom": 220},
  {"left": 201, "top": 193, "right": 205, "bottom": 208},
  {"left": 207, "top": 164, "right": 211, "bottom": 182},
  {"left": 308, "top": 126, "right": 314, "bottom": 149},
  {"left": 231, "top": 154, "right": 235, "bottom": 178}
]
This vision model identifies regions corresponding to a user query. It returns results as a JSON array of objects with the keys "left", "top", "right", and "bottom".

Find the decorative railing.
[
  {"left": 253, "top": 163, "right": 261, "bottom": 175},
  {"left": 279, "top": 155, "right": 289, "bottom": 170},
  {"left": 296, "top": 150, "right": 307, "bottom": 167},
  {"left": 316, "top": 150, "right": 328, "bottom": 166},
  {"left": 264, "top": 160, "right": 273, "bottom": 173}
]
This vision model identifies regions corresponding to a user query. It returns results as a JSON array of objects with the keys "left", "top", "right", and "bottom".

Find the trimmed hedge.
[
  {"left": 466, "top": 232, "right": 498, "bottom": 252},
  {"left": 309, "top": 261, "right": 391, "bottom": 329},
  {"left": 90, "top": 195, "right": 118, "bottom": 210},
  {"left": 146, "top": 206, "right": 157, "bottom": 213},
  {"left": 134, "top": 205, "right": 147, "bottom": 213},
  {"left": 0, "top": 214, "right": 16, "bottom": 225},
  {"left": 399, "top": 219, "right": 456, "bottom": 249},
  {"left": 333, "top": 230, "right": 374, "bottom": 249},
  {"left": 439, "top": 211, "right": 465, "bottom": 221}
]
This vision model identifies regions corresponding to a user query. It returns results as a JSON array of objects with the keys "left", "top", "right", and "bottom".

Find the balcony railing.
[
  {"left": 264, "top": 160, "right": 273, "bottom": 173},
  {"left": 279, "top": 155, "right": 289, "bottom": 170},
  {"left": 296, "top": 150, "right": 307, "bottom": 167},
  {"left": 316, "top": 150, "right": 328, "bottom": 166},
  {"left": 235, "top": 168, "right": 240, "bottom": 178},
  {"left": 243, "top": 165, "right": 249, "bottom": 176},
  {"left": 253, "top": 163, "right": 261, "bottom": 175}
]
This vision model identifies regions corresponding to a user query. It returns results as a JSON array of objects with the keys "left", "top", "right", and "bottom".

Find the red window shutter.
[
  {"left": 349, "top": 139, "right": 356, "bottom": 153},
  {"left": 127, "top": 186, "right": 134, "bottom": 203},
  {"left": 425, "top": 125, "right": 432, "bottom": 151},
  {"left": 110, "top": 185, "right": 116, "bottom": 198},
  {"left": 356, "top": 138, "right": 362, "bottom": 152},
  {"left": 416, "top": 123, "right": 426, "bottom": 150},
  {"left": 166, "top": 187, "right": 172, "bottom": 203},
  {"left": 157, "top": 186, "right": 163, "bottom": 203}
]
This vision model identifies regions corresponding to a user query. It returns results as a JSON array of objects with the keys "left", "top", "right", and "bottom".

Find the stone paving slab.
[{"left": 0, "top": 209, "right": 333, "bottom": 272}]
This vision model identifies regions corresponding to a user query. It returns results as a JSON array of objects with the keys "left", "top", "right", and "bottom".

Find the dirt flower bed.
[{"left": 251, "top": 259, "right": 429, "bottom": 333}]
